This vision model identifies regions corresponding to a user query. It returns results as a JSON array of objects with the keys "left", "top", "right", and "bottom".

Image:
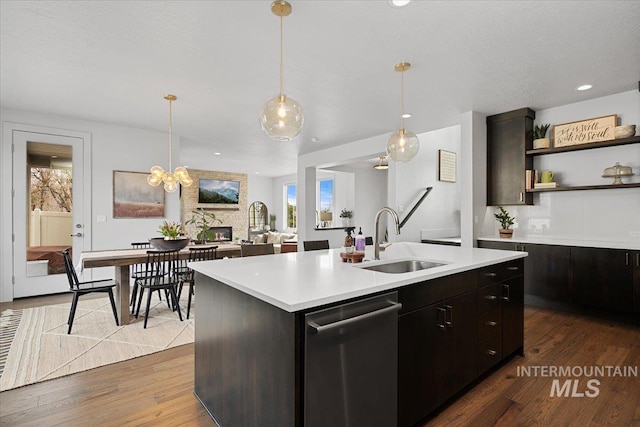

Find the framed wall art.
[
  {"left": 113, "top": 170, "right": 165, "bottom": 218},
  {"left": 438, "top": 150, "right": 457, "bottom": 183}
]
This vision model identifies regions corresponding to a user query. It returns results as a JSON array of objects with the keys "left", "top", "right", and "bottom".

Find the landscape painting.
[
  {"left": 113, "top": 170, "right": 165, "bottom": 218},
  {"left": 198, "top": 179, "right": 240, "bottom": 204}
]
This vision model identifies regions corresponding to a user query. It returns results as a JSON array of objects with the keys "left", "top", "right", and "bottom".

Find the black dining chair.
[
  {"left": 134, "top": 250, "right": 183, "bottom": 328},
  {"left": 130, "top": 241, "right": 163, "bottom": 310},
  {"left": 61, "top": 249, "right": 119, "bottom": 334},
  {"left": 241, "top": 243, "right": 275, "bottom": 257},
  {"left": 303, "top": 240, "right": 330, "bottom": 251},
  {"left": 177, "top": 246, "right": 218, "bottom": 319}
]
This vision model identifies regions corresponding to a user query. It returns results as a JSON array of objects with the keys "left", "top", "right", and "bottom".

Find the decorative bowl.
[
  {"left": 614, "top": 125, "right": 636, "bottom": 139},
  {"left": 149, "top": 237, "right": 190, "bottom": 251}
]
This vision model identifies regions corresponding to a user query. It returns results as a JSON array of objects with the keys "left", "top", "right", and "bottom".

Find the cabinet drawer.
[
  {"left": 478, "top": 334, "right": 502, "bottom": 374},
  {"left": 478, "top": 283, "right": 502, "bottom": 313},
  {"left": 399, "top": 270, "right": 477, "bottom": 314},
  {"left": 478, "top": 308, "right": 501, "bottom": 342},
  {"left": 478, "top": 259, "right": 524, "bottom": 287}
]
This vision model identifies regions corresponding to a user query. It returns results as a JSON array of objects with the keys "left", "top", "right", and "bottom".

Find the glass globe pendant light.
[
  {"left": 147, "top": 94, "right": 193, "bottom": 192},
  {"left": 260, "top": 1, "right": 303, "bottom": 142},
  {"left": 386, "top": 62, "right": 420, "bottom": 162}
]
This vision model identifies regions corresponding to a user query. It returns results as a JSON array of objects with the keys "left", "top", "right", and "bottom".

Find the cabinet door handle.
[
  {"left": 502, "top": 284, "right": 510, "bottom": 302},
  {"left": 436, "top": 307, "right": 446, "bottom": 330},
  {"left": 484, "top": 272, "right": 497, "bottom": 277},
  {"left": 507, "top": 266, "right": 519, "bottom": 271},
  {"left": 485, "top": 321, "right": 497, "bottom": 327},
  {"left": 636, "top": 253, "right": 639, "bottom": 268},
  {"left": 626, "top": 252, "right": 629, "bottom": 266},
  {"left": 484, "top": 295, "right": 497, "bottom": 300},
  {"left": 486, "top": 349, "right": 497, "bottom": 356},
  {"left": 444, "top": 304, "right": 453, "bottom": 328}
]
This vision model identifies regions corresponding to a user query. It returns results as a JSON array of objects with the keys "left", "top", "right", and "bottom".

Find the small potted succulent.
[
  {"left": 339, "top": 208, "right": 353, "bottom": 227},
  {"left": 533, "top": 123, "right": 551, "bottom": 149},
  {"left": 494, "top": 206, "right": 515, "bottom": 238}
]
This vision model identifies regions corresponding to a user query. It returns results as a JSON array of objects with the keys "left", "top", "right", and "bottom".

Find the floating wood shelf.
[
  {"left": 526, "top": 136, "right": 639, "bottom": 156},
  {"left": 527, "top": 182, "right": 640, "bottom": 193}
]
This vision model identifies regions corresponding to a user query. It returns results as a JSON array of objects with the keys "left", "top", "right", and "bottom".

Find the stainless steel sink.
[{"left": 361, "top": 260, "right": 446, "bottom": 274}]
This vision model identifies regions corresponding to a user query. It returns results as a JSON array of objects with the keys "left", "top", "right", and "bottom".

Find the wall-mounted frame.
[
  {"left": 438, "top": 150, "right": 456, "bottom": 183},
  {"left": 113, "top": 170, "right": 165, "bottom": 218},
  {"left": 553, "top": 114, "right": 617, "bottom": 147}
]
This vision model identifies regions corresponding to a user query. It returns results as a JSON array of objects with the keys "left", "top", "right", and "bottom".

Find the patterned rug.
[{"left": 0, "top": 290, "right": 194, "bottom": 391}]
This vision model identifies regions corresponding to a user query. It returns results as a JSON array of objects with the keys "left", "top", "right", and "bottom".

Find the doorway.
[{"left": 12, "top": 130, "right": 88, "bottom": 298}]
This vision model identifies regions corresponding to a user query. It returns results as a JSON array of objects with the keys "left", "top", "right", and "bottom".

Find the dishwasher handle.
[{"left": 307, "top": 301, "right": 403, "bottom": 335}]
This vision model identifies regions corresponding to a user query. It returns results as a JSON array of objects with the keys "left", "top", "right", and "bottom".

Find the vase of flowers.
[{"left": 150, "top": 220, "right": 190, "bottom": 250}]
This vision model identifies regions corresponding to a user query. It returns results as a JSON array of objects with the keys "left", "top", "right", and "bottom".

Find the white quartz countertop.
[
  {"left": 477, "top": 236, "right": 640, "bottom": 250},
  {"left": 189, "top": 242, "right": 527, "bottom": 313}
]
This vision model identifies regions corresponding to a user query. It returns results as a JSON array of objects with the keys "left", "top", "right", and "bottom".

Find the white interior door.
[{"left": 12, "top": 131, "right": 86, "bottom": 297}]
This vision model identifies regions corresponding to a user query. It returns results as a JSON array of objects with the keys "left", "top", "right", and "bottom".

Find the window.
[
  {"left": 284, "top": 178, "right": 335, "bottom": 229},
  {"left": 286, "top": 183, "right": 297, "bottom": 228}
]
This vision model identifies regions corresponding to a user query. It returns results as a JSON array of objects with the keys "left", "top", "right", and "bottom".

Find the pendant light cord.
[
  {"left": 280, "top": 14, "right": 284, "bottom": 95},
  {"left": 168, "top": 98, "right": 173, "bottom": 171},
  {"left": 400, "top": 70, "right": 405, "bottom": 130}
]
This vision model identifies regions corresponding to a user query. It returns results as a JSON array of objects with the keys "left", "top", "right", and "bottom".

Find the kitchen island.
[{"left": 190, "top": 242, "right": 527, "bottom": 427}]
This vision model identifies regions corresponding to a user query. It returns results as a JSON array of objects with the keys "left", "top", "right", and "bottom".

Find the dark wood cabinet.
[
  {"left": 478, "top": 240, "right": 571, "bottom": 303},
  {"left": 571, "top": 247, "right": 633, "bottom": 312},
  {"left": 477, "top": 260, "right": 524, "bottom": 375},
  {"left": 486, "top": 108, "right": 535, "bottom": 206},
  {"left": 398, "top": 290, "right": 477, "bottom": 427},
  {"left": 633, "top": 251, "right": 640, "bottom": 313}
]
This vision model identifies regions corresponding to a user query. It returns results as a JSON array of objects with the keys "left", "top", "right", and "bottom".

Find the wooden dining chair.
[
  {"left": 134, "top": 250, "right": 183, "bottom": 328},
  {"left": 177, "top": 246, "right": 218, "bottom": 319},
  {"left": 61, "top": 249, "right": 119, "bottom": 334},
  {"left": 241, "top": 243, "right": 275, "bottom": 257},
  {"left": 303, "top": 240, "right": 330, "bottom": 251},
  {"left": 280, "top": 243, "right": 298, "bottom": 253}
]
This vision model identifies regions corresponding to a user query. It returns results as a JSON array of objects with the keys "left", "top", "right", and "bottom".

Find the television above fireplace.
[{"left": 198, "top": 179, "right": 240, "bottom": 205}]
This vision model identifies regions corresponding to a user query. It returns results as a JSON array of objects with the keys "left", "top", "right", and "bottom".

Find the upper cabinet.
[{"left": 486, "top": 108, "right": 535, "bottom": 206}]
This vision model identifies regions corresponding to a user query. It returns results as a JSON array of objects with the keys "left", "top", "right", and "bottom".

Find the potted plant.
[
  {"left": 158, "top": 220, "right": 183, "bottom": 240},
  {"left": 339, "top": 208, "right": 353, "bottom": 227},
  {"left": 494, "top": 206, "right": 515, "bottom": 238},
  {"left": 533, "top": 123, "right": 551, "bottom": 149},
  {"left": 185, "top": 208, "right": 221, "bottom": 243}
]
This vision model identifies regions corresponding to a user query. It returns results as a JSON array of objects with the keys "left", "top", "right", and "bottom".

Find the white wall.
[
  {"left": 391, "top": 125, "right": 461, "bottom": 243},
  {"left": 480, "top": 90, "right": 640, "bottom": 245}
]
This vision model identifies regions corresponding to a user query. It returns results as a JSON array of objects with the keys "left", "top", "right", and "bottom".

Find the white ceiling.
[{"left": 2, "top": 1, "right": 639, "bottom": 177}]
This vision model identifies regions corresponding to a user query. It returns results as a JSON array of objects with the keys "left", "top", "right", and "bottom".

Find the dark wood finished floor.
[{"left": 1, "top": 296, "right": 638, "bottom": 426}]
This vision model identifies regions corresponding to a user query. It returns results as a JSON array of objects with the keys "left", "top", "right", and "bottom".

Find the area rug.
[{"left": 0, "top": 291, "right": 194, "bottom": 392}]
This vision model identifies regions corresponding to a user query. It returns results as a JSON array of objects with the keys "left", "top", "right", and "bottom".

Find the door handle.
[
  {"left": 444, "top": 304, "right": 453, "bottom": 328},
  {"left": 436, "top": 307, "right": 447, "bottom": 330},
  {"left": 307, "top": 301, "right": 402, "bottom": 334},
  {"left": 70, "top": 232, "right": 83, "bottom": 237},
  {"left": 484, "top": 295, "right": 497, "bottom": 300},
  {"left": 502, "top": 284, "right": 510, "bottom": 301},
  {"left": 485, "top": 321, "right": 497, "bottom": 327}
]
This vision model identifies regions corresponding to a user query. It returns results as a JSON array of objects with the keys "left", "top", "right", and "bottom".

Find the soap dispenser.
[
  {"left": 344, "top": 227, "right": 355, "bottom": 249},
  {"left": 355, "top": 228, "right": 365, "bottom": 252}
]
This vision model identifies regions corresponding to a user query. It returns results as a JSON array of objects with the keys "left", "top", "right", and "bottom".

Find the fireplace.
[{"left": 209, "top": 226, "right": 233, "bottom": 242}]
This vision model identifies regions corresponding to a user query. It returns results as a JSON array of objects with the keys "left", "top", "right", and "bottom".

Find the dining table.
[{"left": 79, "top": 243, "right": 241, "bottom": 324}]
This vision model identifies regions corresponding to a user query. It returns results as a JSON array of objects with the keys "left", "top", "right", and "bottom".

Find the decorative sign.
[
  {"left": 438, "top": 150, "right": 456, "bottom": 183},
  {"left": 553, "top": 114, "right": 617, "bottom": 147}
]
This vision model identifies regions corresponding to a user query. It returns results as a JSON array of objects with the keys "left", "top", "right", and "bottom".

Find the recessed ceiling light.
[
  {"left": 576, "top": 84, "right": 593, "bottom": 91},
  {"left": 402, "top": 113, "right": 412, "bottom": 119},
  {"left": 255, "top": 172, "right": 260, "bottom": 175},
  {"left": 213, "top": 152, "right": 222, "bottom": 156},
  {"left": 388, "top": 0, "right": 412, "bottom": 7},
  {"left": 51, "top": 155, "right": 58, "bottom": 159},
  {"left": 311, "top": 137, "right": 319, "bottom": 143}
]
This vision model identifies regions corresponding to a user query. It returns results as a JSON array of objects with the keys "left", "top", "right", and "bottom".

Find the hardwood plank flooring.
[{"left": 1, "top": 296, "right": 638, "bottom": 426}]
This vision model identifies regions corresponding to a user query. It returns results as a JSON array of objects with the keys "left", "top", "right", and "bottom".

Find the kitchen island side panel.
[{"left": 194, "top": 272, "right": 299, "bottom": 427}]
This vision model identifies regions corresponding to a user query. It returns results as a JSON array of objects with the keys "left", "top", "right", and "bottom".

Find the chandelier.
[{"left": 147, "top": 94, "right": 193, "bottom": 192}]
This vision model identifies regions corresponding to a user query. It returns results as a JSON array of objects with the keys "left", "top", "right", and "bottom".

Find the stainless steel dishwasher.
[{"left": 304, "top": 291, "right": 401, "bottom": 427}]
